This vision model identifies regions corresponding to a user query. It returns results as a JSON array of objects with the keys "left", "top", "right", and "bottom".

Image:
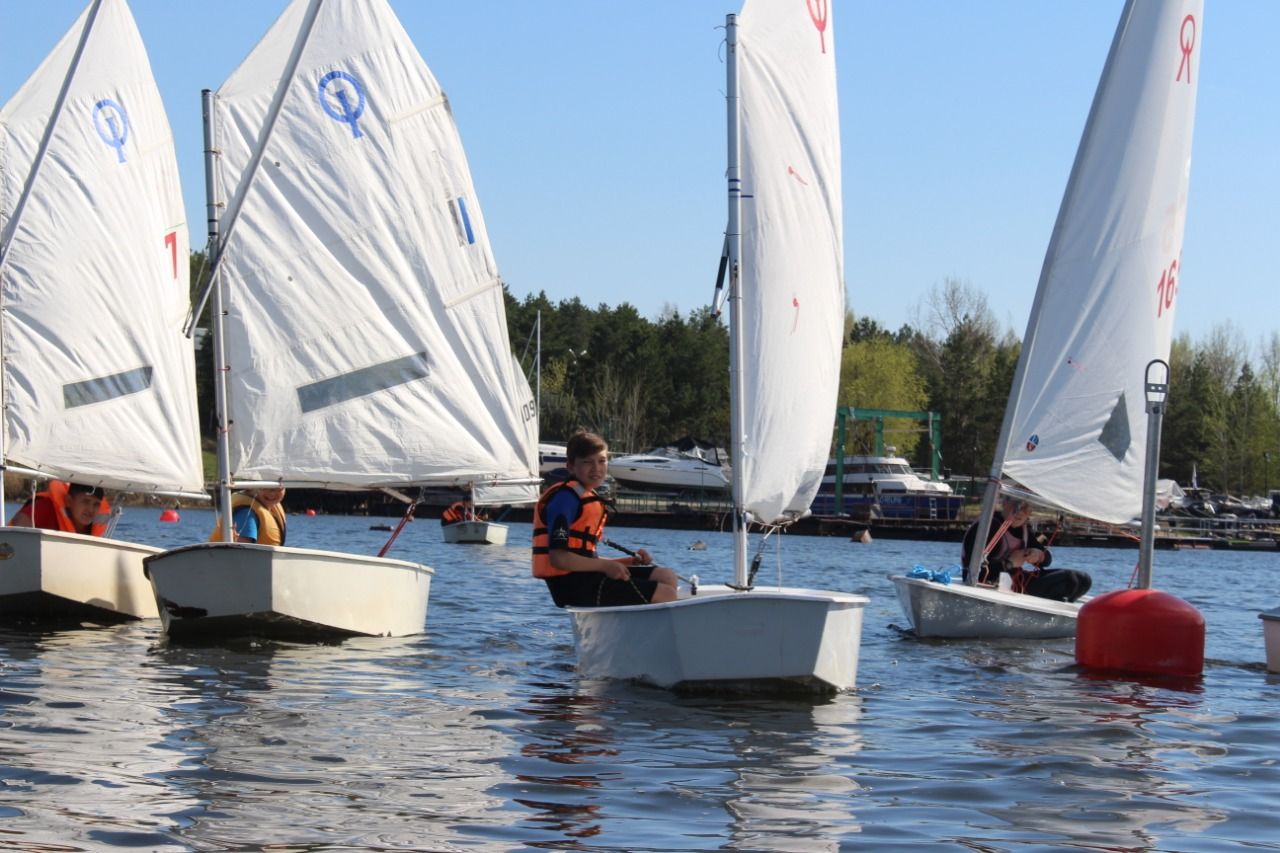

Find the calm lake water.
[{"left": 2, "top": 507, "right": 1279, "bottom": 851}]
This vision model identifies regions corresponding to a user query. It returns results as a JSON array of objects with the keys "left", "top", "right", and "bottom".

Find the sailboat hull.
[
  {"left": 144, "top": 543, "right": 432, "bottom": 639},
  {"left": 0, "top": 528, "right": 161, "bottom": 622},
  {"left": 567, "top": 585, "right": 868, "bottom": 693},
  {"left": 441, "top": 520, "right": 508, "bottom": 546},
  {"left": 889, "top": 574, "right": 1079, "bottom": 639}
]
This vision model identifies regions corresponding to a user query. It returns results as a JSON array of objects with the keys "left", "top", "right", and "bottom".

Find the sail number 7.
[{"left": 1155, "top": 258, "right": 1178, "bottom": 318}]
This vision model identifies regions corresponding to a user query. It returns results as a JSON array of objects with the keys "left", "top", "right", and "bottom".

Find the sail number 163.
[{"left": 1155, "top": 258, "right": 1178, "bottom": 318}]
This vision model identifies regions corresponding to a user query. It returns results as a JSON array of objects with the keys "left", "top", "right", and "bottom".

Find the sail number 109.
[{"left": 1155, "top": 258, "right": 1178, "bottom": 318}]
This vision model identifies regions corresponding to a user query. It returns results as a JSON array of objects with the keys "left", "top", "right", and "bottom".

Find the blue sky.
[{"left": 3, "top": 1, "right": 1276, "bottom": 350}]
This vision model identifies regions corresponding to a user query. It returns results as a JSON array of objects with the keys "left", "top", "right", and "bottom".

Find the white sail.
[
  {"left": 999, "top": 0, "right": 1202, "bottom": 524},
  {"left": 209, "top": 0, "right": 538, "bottom": 491},
  {"left": 470, "top": 352, "right": 539, "bottom": 506},
  {"left": 736, "top": 0, "right": 844, "bottom": 523},
  {"left": 0, "top": 0, "right": 203, "bottom": 495}
]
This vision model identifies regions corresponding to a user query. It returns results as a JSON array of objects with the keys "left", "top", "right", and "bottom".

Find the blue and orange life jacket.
[{"left": 531, "top": 478, "right": 608, "bottom": 578}]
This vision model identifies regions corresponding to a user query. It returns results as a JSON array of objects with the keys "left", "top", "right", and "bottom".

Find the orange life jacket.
[
  {"left": 41, "top": 481, "right": 111, "bottom": 536},
  {"left": 441, "top": 501, "right": 466, "bottom": 525},
  {"left": 531, "top": 478, "right": 607, "bottom": 578},
  {"left": 209, "top": 493, "right": 287, "bottom": 545}
]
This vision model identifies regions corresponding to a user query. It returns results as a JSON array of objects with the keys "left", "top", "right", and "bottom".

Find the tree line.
[{"left": 189, "top": 252, "right": 1280, "bottom": 497}]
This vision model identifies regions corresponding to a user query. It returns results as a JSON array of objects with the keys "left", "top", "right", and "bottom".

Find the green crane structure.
[{"left": 832, "top": 408, "right": 946, "bottom": 514}]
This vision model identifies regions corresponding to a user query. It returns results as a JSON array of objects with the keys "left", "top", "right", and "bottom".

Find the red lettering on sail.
[
  {"left": 807, "top": 0, "right": 829, "bottom": 54},
  {"left": 165, "top": 231, "right": 178, "bottom": 280},
  {"left": 1155, "top": 259, "right": 1178, "bottom": 318},
  {"left": 1176, "top": 15, "right": 1196, "bottom": 84}
]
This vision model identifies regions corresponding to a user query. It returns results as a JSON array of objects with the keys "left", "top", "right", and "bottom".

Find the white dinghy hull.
[
  {"left": 441, "top": 521, "right": 509, "bottom": 546},
  {"left": 144, "top": 543, "right": 432, "bottom": 639},
  {"left": 889, "top": 574, "right": 1079, "bottom": 639},
  {"left": 1261, "top": 608, "right": 1280, "bottom": 674},
  {"left": 0, "top": 528, "right": 161, "bottom": 622},
  {"left": 568, "top": 585, "right": 869, "bottom": 693}
]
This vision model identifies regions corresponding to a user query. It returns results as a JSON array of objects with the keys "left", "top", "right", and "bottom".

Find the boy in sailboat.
[
  {"left": 209, "top": 486, "right": 288, "bottom": 545},
  {"left": 961, "top": 497, "right": 1091, "bottom": 602},
  {"left": 532, "top": 431, "right": 678, "bottom": 607},
  {"left": 8, "top": 481, "right": 111, "bottom": 536}
]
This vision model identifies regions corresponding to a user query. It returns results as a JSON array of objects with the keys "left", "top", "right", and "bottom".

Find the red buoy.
[
  {"left": 159, "top": 508, "right": 180, "bottom": 523},
  {"left": 1075, "top": 588, "right": 1204, "bottom": 677},
  {"left": 305, "top": 508, "right": 317, "bottom": 517}
]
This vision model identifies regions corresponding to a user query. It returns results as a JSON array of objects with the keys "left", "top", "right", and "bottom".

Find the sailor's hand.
[
  {"left": 603, "top": 560, "right": 630, "bottom": 581},
  {"left": 634, "top": 548, "right": 653, "bottom": 565}
]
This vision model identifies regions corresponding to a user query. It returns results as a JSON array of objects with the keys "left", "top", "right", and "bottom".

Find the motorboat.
[
  {"left": 810, "top": 450, "right": 963, "bottom": 520},
  {"left": 608, "top": 445, "right": 730, "bottom": 492}
]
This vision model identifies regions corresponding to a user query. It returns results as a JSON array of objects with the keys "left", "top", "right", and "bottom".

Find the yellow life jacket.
[
  {"left": 531, "top": 479, "right": 607, "bottom": 578},
  {"left": 210, "top": 493, "right": 287, "bottom": 545}
]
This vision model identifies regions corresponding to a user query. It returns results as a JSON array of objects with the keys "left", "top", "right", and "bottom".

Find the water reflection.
[
  {"left": 941, "top": 644, "right": 1228, "bottom": 849},
  {"left": 499, "top": 678, "right": 865, "bottom": 852},
  {"left": 148, "top": 635, "right": 521, "bottom": 850},
  {"left": 0, "top": 624, "right": 197, "bottom": 850}
]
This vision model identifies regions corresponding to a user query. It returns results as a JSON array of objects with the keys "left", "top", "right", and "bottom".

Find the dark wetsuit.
[{"left": 962, "top": 511, "right": 1091, "bottom": 602}]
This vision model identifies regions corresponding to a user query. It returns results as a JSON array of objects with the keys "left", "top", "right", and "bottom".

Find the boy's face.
[
  {"left": 569, "top": 449, "right": 609, "bottom": 489},
  {"left": 66, "top": 493, "right": 100, "bottom": 528}
]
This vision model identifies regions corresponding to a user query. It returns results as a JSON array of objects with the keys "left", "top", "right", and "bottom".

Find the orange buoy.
[
  {"left": 305, "top": 508, "right": 317, "bottom": 517},
  {"left": 159, "top": 508, "right": 180, "bottom": 523},
  {"left": 1075, "top": 588, "right": 1204, "bottom": 677}
]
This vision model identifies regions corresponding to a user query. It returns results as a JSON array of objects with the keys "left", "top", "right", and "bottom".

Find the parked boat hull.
[
  {"left": 1262, "top": 608, "right": 1280, "bottom": 673},
  {"left": 441, "top": 520, "right": 508, "bottom": 546},
  {"left": 0, "top": 528, "right": 161, "bottom": 622},
  {"left": 144, "top": 543, "right": 432, "bottom": 639},
  {"left": 889, "top": 573, "right": 1079, "bottom": 639},
  {"left": 567, "top": 585, "right": 868, "bottom": 693}
]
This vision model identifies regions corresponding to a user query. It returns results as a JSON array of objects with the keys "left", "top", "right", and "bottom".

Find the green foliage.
[
  {"left": 184, "top": 274, "right": 1279, "bottom": 496},
  {"left": 504, "top": 290, "right": 729, "bottom": 451}
]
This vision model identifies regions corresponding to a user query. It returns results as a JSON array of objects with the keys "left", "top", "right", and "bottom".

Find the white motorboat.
[
  {"left": 811, "top": 450, "right": 963, "bottom": 519},
  {"left": 608, "top": 446, "right": 730, "bottom": 492},
  {"left": 566, "top": 0, "right": 867, "bottom": 693},
  {"left": 538, "top": 443, "right": 568, "bottom": 474},
  {"left": 0, "top": 0, "right": 207, "bottom": 622},
  {"left": 146, "top": 0, "right": 539, "bottom": 638},
  {"left": 891, "top": 0, "right": 1203, "bottom": 638}
]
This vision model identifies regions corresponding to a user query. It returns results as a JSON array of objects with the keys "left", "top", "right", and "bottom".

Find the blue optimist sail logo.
[
  {"left": 92, "top": 99, "right": 130, "bottom": 163},
  {"left": 317, "top": 70, "right": 366, "bottom": 139}
]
